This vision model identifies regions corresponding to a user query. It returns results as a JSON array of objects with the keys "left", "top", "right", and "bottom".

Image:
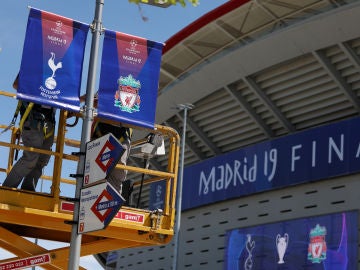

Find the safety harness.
[
  {"left": 8, "top": 100, "right": 55, "bottom": 139},
  {"left": 92, "top": 121, "right": 132, "bottom": 143}
]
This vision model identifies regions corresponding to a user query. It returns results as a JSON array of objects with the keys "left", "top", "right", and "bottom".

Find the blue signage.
[
  {"left": 149, "top": 180, "right": 166, "bottom": 211},
  {"left": 183, "top": 117, "right": 360, "bottom": 210},
  {"left": 84, "top": 133, "right": 124, "bottom": 186},
  {"left": 225, "top": 211, "right": 358, "bottom": 270}
]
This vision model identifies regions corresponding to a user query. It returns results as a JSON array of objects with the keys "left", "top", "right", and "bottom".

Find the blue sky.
[
  {"left": 0, "top": 0, "right": 228, "bottom": 154},
  {"left": 0, "top": 0, "right": 227, "bottom": 268}
]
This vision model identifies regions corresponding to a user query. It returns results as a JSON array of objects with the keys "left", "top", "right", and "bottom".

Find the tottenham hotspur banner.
[
  {"left": 17, "top": 8, "right": 89, "bottom": 111},
  {"left": 98, "top": 30, "right": 164, "bottom": 128}
]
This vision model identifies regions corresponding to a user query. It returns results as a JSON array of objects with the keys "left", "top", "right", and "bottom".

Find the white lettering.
[
  {"left": 248, "top": 155, "right": 257, "bottom": 182},
  {"left": 225, "top": 163, "right": 234, "bottom": 189},
  {"left": 312, "top": 141, "right": 316, "bottom": 167},
  {"left": 356, "top": 142, "right": 360, "bottom": 158},
  {"left": 216, "top": 165, "right": 224, "bottom": 190},
  {"left": 291, "top": 144, "right": 302, "bottom": 172},
  {"left": 265, "top": 149, "right": 277, "bottom": 181},
  {"left": 328, "top": 134, "right": 344, "bottom": 163},
  {"left": 199, "top": 167, "right": 215, "bottom": 195},
  {"left": 198, "top": 155, "right": 264, "bottom": 195},
  {"left": 234, "top": 160, "right": 243, "bottom": 185},
  {"left": 125, "top": 214, "right": 140, "bottom": 221},
  {"left": 122, "top": 55, "right": 142, "bottom": 64},
  {"left": 243, "top": 157, "right": 248, "bottom": 181}
]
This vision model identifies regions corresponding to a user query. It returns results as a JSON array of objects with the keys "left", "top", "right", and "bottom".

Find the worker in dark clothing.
[{"left": 2, "top": 76, "right": 56, "bottom": 191}]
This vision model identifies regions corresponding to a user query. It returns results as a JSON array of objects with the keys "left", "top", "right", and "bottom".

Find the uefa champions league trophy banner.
[
  {"left": 225, "top": 211, "right": 358, "bottom": 270},
  {"left": 97, "top": 30, "right": 164, "bottom": 129},
  {"left": 17, "top": 8, "right": 89, "bottom": 111}
]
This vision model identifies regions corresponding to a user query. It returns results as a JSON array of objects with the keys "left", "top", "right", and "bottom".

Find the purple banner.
[
  {"left": 17, "top": 8, "right": 89, "bottom": 111},
  {"left": 98, "top": 30, "right": 163, "bottom": 128},
  {"left": 225, "top": 211, "right": 358, "bottom": 269}
]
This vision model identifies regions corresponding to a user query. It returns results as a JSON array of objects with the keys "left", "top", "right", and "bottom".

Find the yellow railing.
[{"left": 0, "top": 92, "right": 180, "bottom": 213}]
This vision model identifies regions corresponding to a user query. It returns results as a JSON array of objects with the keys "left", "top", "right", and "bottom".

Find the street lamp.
[{"left": 172, "top": 103, "right": 194, "bottom": 270}]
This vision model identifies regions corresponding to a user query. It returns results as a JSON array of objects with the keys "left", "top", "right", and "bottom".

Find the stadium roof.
[{"left": 148, "top": 0, "right": 360, "bottom": 168}]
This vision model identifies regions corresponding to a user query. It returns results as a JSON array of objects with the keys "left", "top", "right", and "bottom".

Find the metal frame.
[{"left": 0, "top": 92, "right": 180, "bottom": 269}]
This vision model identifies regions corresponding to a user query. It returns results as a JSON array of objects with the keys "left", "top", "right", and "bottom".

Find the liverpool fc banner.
[
  {"left": 17, "top": 8, "right": 89, "bottom": 111},
  {"left": 98, "top": 30, "right": 164, "bottom": 128}
]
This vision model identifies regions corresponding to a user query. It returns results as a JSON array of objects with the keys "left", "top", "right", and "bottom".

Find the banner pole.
[
  {"left": 172, "top": 103, "right": 194, "bottom": 270},
  {"left": 68, "top": 0, "right": 104, "bottom": 269}
]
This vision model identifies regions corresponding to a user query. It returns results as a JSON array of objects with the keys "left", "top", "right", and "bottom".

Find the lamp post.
[
  {"left": 67, "top": 0, "right": 103, "bottom": 269},
  {"left": 172, "top": 103, "right": 194, "bottom": 270}
]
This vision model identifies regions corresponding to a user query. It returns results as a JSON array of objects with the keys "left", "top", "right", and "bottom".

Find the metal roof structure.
[{"left": 152, "top": 0, "right": 360, "bottom": 168}]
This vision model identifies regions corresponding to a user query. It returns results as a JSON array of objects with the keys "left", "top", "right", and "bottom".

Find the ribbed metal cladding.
[
  {"left": 257, "top": 54, "right": 343, "bottom": 130},
  {"left": 178, "top": 37, "right": 360, "bottom": 165},
  {"left": 158, "top": 0, "right": 352, "bottom": 93},
  {"left": 129, "top": 35, "right": 360, "bottom": 209}
]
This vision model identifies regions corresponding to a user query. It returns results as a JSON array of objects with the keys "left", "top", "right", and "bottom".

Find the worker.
[{"left": 2, "top": 75, "right": 56, "bottom": 191}]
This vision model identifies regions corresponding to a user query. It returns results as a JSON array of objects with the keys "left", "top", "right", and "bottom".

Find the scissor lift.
[{"left": 0, "top": 91, "right": 180, "bottom": 269}]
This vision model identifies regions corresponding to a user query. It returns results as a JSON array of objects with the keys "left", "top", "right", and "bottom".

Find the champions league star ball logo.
[
  {"left": 114, "top": 74, "right": 141, "bottom": 113},
  {"left": 130, "top": 39, "right": 137, "bottom": 51},
  {"left": 55, "top": 20, "right": 63, "bottom": 29},
  {"left": 307, "top": 224, "right": 327, "bottom": 263}
]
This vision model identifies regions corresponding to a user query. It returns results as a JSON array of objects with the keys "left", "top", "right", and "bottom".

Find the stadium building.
[{"left": 103, "top": 0, "right": 360, "bottom": 269}]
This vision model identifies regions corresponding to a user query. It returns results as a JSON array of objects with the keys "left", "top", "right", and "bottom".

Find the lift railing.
[{"left": 0, "top": 90, "right": 180, "bottom": 268}]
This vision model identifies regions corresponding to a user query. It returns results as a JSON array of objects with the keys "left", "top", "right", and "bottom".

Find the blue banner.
[
  {"left": 225, "top": 211, "right": 358, "bottom": 270},
  {"left": 149, "top": 180, "right": 166, "bottom": 211},
  {"left": 17, "top": 8, "right": 89, "bottom": 111},
  {"left": 98, "top": 30, "right": 163, "bottom": 128},
  {"left": 183, "top": 117, "right": 360, "bottom": 210}
]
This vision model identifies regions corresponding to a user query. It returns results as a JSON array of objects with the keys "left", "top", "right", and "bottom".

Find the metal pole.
[
  {"left": 67, "top": 0, "right": 104, "bottom": 269},
  {"left": 172, "top": 103, "right": 194, "bottom": 270},
  {"left": 32, "top": 179, "right": 44, "bottom": 270}
]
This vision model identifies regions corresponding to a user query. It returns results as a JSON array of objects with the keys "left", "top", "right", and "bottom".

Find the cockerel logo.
[{"left": 45, "top": 52, "right": 62, "bottom": 90}]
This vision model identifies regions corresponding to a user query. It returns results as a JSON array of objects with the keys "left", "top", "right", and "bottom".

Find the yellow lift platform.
[{"left": 0, "top": 91, "right": 180, "bottom": 269}]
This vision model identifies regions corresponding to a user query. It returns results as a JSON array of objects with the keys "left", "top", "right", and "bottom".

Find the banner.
[
  {"left": 149, "top": 180, "right": 166, "bottom": 210},
  {"left": 17, "top": 8, "right": 89, "bottom": 111},
  {"left": 98, "top": 30, "right": 163, "bottom": 128},
  {"left": 225, "top": 211, "right": 358, "bottom": 270},
  {"left": 182, "top": 117, "right": 360, "bottom": 210}
]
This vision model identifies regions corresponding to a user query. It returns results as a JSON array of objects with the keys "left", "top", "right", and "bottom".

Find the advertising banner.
[
  {"left": 149, "top": 180, "right": 166, "bottom": 210},
  {"left": 98, "top": 30, "right": 163, "bottom": 128},
  {"left": 225, "top": 211, "right": 358, "bottom": 270},
  {"left": 183, "top": 117, "right": 360, "bottom": 210},
  {"left": 17, "top": 8, "right": 89, "bottom": 111}
]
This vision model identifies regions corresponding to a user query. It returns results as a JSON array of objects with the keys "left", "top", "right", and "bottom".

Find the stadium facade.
[{"left": 103, "top": 0, "right": 360, "bottom": 269}]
